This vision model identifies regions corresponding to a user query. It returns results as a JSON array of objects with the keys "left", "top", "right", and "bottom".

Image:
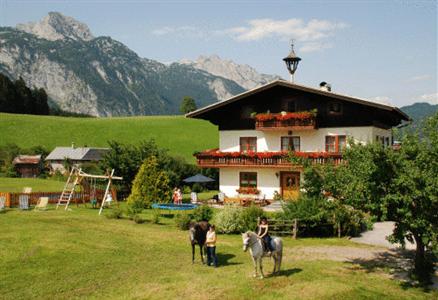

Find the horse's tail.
[{"left": 274, "top": 237, "right": 283, "bottom": 267}]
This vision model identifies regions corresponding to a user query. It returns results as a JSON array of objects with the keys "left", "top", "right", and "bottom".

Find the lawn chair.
[
  {"left": 23, "top": 187, "right": 32, "bottom": 194},
  {"left": 19, "top": 194, "right": 30, "bottom": 210},
  {"left": 218, "top": 192, "right": 225, "bottom": 204},
  {"left": 190, "top": 192, "right": 198, "bottom": 204},
  {"left": 0, "top": 196, "right": 5, "bottom": 211},
  {"left": 34, "top": 197, "right": 49, "bottom": 211}
]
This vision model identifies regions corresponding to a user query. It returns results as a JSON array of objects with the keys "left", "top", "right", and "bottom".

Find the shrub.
[
  {"left": 175, "top": 213, "right": 192, "bottom": 230},
  {"left": 106, "top": 208, "right": 123, "bottom": 219},
  {"left": 213, "top": 205, "right": 244, "bottom": 234},
  {"left": 192, "top": 183, "right": 203, "bottom": 193},
  {"left": 127, "top": 156, "right": 172, "bottom": 208},
  {"left": 241, "top": 204, "right": 265, "bottom": 232},
  {"left": 192, "top": 205, "right": 213, "bottom": 222},
  {"left": 126, "top": 200, "right": 144, "bottom": 219},
  {"left": 133, "top": 214, "right": 145, "bottom": 224},
  {"left": 151, "top": 209, "right": 161, "bottom": 224}
]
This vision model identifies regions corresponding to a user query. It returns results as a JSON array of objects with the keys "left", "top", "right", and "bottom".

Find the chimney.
[{"left": 319, "top": 81, "right": 332, "bottom": 92}]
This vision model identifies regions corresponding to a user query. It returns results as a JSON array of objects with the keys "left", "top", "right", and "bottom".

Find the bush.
[
  {"left": 175, "top": 213, "right": 192, "bottom": 230},
  {"left": 280, "top": 194, "right": 368, "bottom": 237},
  {"left": 133, "top": 214, "right": 145, "bottom": 224},
  {"left": 151, "top": 209, "right": 161, "bottom": 224},
  {"left": 192, "top": 205, "right": 213, "bottom": 222},
  {"left": 192, "top": 183, "right": 203, "bottom": 193},
  {"left": 127, "top": 156, "right": 172, "bottom": 208},
  {"left": 241, "top": 204, "right": 265, "bottom": 232},
  {"left": 106, "top": 208, "right": 123, "bottom": 219},
  {"left": 213, "top": 205, "right": 244, "bottom": 234},
  {"left": 126, "top": 200, "right": 144, "bottom": 219}
]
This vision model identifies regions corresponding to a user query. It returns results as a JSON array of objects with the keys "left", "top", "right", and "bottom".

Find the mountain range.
[
  {"left": 0, "top": 12, "right": 436, "bottom": 119},
  {"left": 1, "top": 12, "right": 278, "bottom": 116}
]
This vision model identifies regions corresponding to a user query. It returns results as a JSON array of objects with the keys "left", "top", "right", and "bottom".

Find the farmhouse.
[
  {"left": 187, "top": 76, "right": 409, "bottom": 201},
  {"left": 12, "top": 155, "right": 43, "bottom": 178},
  {"left": 45, "top": 145, "right": 108, "bottom": 174}
]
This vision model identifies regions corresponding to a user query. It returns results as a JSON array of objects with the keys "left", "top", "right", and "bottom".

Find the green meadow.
[
  {"left": 0, "top": 207, "right": 435, "bottom": 300},
  {"left": 0, "top": 113, "right": 218, "bottom": 162}
]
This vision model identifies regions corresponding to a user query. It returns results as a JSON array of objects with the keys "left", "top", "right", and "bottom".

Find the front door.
[{"left": 280, "top": 172, "right": 300, "bottom": 200}]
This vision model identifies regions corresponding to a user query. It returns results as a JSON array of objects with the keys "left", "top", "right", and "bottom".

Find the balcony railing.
[
  {"left": 254, "top": 112, "right": 317, "bottom": 131},
  {"left": 195, "top": 149, "right": 343, "bottom": 168}
]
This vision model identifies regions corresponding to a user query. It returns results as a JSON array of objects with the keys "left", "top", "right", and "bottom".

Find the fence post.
[
  {"left": 337, "top": 222, "right": 341, "bottom": 238},
  {"left": 292, "top": 218, "right": 297, "bottom": 239},
  {"left": 5, "top": 193, "right": 11, "bottom": 208}
]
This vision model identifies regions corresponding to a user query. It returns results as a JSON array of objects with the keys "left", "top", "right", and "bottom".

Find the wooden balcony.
[
  {"left": 254, "top": 112, "right": 317, "bottom": 131},
  {"left": 195, "top": 150, "right": 343, "bottom": 168}
]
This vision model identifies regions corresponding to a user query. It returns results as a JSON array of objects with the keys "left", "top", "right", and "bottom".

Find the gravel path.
[{"left": 351, "top": 221, "right": 416, "bottom": 250}]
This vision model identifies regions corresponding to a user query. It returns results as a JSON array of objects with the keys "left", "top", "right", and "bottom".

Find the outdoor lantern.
[{"left": 283, "top": 42, "right": 301, "bottom": 83}]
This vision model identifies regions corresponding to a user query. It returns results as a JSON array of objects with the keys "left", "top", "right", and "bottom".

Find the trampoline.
[{"left": 151, "top": 203, "right": 198, "bottom": 211}]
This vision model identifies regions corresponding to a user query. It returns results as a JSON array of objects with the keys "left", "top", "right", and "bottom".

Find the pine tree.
[{"left": 127, "top": 156, "right": 172, "bottom": 208}]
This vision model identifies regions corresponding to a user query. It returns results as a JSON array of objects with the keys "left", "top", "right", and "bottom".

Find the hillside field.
[{"left": 0, "top": 113, "right": 218, "bottom": 162}]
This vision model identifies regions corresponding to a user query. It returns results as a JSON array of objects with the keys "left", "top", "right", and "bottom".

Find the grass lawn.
[
  {"left": 0, "top": 206, "right": 435, "bottom": 299},
  {"left": 0, "top": 113, "right": 218, "bottom": 162},
  {"left": 0, "top": 177, "right": 65, "bottom": 192}
]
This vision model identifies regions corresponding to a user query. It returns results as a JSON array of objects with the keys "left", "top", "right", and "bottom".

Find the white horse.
[{"left": 242, "top": 231, "right": 283, "bottom": 279}]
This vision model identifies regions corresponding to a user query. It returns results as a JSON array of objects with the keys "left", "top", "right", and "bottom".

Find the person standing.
[
  {"left": 176, "top": 188, "right": 183, "bottom": 205},
  {"left": 172, "top": 188, "right": 178, "bottom": 204},
  {"left": 206, "top": 225, "right": 218, "bottom": 267}
]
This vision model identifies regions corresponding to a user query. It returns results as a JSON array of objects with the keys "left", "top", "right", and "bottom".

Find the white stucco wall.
[
  {"left": 220, "top": 168, "right": 302, "bottom": 199},
  {"left": 219, "top": 126, "right": 392, "bottom": 152}
]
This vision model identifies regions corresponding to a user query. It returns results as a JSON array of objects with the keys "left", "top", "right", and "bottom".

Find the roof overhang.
[{"left": 186, "top": 80, "right": 410, "bottom": 121}]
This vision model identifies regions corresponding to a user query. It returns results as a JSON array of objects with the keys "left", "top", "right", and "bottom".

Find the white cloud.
[
  {"left": 224, "top": 18, "right": 347, "bottom": 43},
  {"left": 419, "top": 92, "right": 438, "bottom": 104},
  {"left": 151, "top": 18, "right": 347, "bottom": 52},
  {"left": 407, "top": 74, "right": 432, "bottom": 82}
]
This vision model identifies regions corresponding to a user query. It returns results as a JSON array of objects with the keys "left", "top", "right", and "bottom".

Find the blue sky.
[{"left": 1, "top": 0, "right": 436, "bottom": 106}]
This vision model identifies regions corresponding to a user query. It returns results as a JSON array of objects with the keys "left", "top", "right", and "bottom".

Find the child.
[
  {"left": 176, "top": 188, "right": 183, "bottom": 205},
  {"left": 172, "top": 188, "right": 179, "bottom": 204},
  {"left": 257, "top": 217, "right": 273, "bottom": 254},
  {"left": 206, "top": 225, "right": 218, "bottom": 267}
]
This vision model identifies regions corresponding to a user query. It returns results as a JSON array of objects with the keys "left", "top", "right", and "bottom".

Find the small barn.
[
  {"left": 13, "top": 155, "right": 43, "bottom": 178},
  {"left": 45, "top": 146, "right": 109, "bottom": 174}
]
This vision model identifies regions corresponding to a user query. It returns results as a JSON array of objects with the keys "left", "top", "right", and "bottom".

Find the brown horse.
[{"left": 189, "top": 221, "right": 209, "bottom": 264}]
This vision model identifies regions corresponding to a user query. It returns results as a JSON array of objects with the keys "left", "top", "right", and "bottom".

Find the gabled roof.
[
  {"left": 186, "top": 80, "right": 410, "bottom": 121},
  {"left": 45, "top": 147, "right": 109, "bottom": 161},
  {"left": 13, "top": 155, "right": 42, "bottom": 165}
]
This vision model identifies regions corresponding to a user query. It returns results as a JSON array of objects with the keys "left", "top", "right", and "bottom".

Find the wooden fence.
[
  {"left": 0, "top": 189, "right": 105, "bottom": 208},
  {"left": 260, "top": 218, "right": 341, "bottom": 239}
]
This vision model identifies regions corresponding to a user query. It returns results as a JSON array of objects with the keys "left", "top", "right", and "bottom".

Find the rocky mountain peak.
[
  {"left": 180, "top": 54, "right": 282, "bottom": 90},
  {"left": 17, "top": 12, "right": 94, "bottom": 41}
]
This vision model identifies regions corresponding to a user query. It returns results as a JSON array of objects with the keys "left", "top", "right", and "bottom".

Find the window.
[
  {"left": 325, "top": 135, "right": 346, "bottom": 152},
  {"left": 281, "top": 136, "right": 300, "bottom": 151},
  {"left": 282, "top": 99, "right": 296, "bottom": 112},
  {"left": 240, "top": 137, "right": 257, "bottom": 152},
  {"left": 287, "top": 101, "right": 296, "bottom": 112},
  {"left": 328, "top": 101, "right": 343, "bottom": 115},
  {"left": 240, "top": 172, "right": 257, "bottom": 188}
]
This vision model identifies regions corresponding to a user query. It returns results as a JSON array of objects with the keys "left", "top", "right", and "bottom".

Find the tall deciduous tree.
[
  {"left": 127, "top": 156, "right": 172, "bottom": 208},
  {"left": 384, "top": 112, "right": 438, "bottom": 283},
  {"left": 180, "top": 96, "right": 197, "bottom": 114}
]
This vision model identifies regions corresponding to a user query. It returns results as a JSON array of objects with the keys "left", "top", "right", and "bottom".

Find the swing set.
[{"left": 57, "top": 167, "right": 123, "bottom": 215}]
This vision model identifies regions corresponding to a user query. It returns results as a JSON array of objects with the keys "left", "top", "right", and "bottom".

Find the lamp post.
[{"left": 283, "top": 42, "right": 301, "bottom": 83}]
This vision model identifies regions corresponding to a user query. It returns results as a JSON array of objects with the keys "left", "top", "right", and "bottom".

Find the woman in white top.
[{"left": 206, "top": 225, "right": 218, "bottom": 267}]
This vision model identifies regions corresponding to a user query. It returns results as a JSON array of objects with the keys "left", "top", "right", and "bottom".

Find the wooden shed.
[{"left": 12, "top": 155, "right": 43, "bottom": 178}]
